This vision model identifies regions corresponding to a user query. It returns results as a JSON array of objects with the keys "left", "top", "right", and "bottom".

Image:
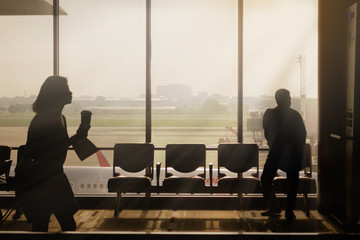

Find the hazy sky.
[{"left": 0, "top": 0, "right": 318, "bottom": 98}]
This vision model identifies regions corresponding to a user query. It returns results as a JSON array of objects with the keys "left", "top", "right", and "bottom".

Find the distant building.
[{"left": 156, "top": 84, "right": 192, "bottom": 100}]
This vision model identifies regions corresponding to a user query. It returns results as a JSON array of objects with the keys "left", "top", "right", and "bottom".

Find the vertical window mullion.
[
  {"left": 53, "top": 0, "right": 59, "bottom": 75},
  {"left": 238, "top": 0, "right": 243, "bottom": 143},
  {"left": 146, "top": 0, "right": 152, "bottom": 143}
]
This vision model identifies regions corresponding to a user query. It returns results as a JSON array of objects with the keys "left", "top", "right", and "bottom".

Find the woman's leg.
[
  {"left": 54, "top": 211, "right": 76, "bottom": 231},
  {"left": 31, "top": 211, "right": 50, "bottom": 232}
]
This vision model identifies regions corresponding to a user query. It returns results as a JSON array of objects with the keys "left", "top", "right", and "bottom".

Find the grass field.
[
  {"left": 0, "top": 113, "right": 238, "bottom": 128},
  {"left": 0, "top": 113, "right": 265, "bottom": 167}
]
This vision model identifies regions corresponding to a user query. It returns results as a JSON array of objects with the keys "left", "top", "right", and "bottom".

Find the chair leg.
[
  {"left": 114, "top": 192, "right": 122, "bottom": 217},
  {"left": 303, "top": 193, "right": 310, "bottom": 217},
  {"left": 145, "top": 191, "right": 150, "bottom": 209},
  {"left": 238, "top": 192, "right": 244, "bottom": 210},
  {"left": 0, "top": 209, "right": 13, "bottom": 227},
  {"left": 0, "top": 209, "right": 3, "bottom": 226}
]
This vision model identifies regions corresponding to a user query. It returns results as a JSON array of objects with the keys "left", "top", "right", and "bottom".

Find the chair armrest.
[
  {"left": 303, "top": 173, "right": 312, "bottom": 178},
  {"left": 113, "top": 172, "right": 120, "bottom": 177},
  {"left": 0, "top": 176, "right": 6, "bottom": 183},
  {"left": 209, "top": 162, "right": 213, "bottom": 188},
  {"left": 145, "top": 166, "right": 152, "bottom": 178},
  {"left": 251, "top": 172, "right": 259, "bottom": 178},
  {"left": 156, "top": 162, "right": 161, "bottom": 188},
  {"left": 218, "top": 172, "right": 226, "bottom": 179}
]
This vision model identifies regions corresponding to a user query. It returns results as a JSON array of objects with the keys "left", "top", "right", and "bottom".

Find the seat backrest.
[
  {"left": 0, "top": 146, "right": 11, "bottom": 163},
  {"left": 165, "top": 144, "right": 206, "bottom": 173},
  {"left": 0, "top": 146, "right": 11, "bottom": 180},
  {"left": 218, "top": 143, "right": 258, "bottom": 174},
  {"left": 301, "top": 143, "right": 312, "bottom": 175},
  {"left": 278, "top": 143, "right": 312, "bottom": 174},
  {"left": 113, "top": 143, "right": 154, "bottom": 173}
]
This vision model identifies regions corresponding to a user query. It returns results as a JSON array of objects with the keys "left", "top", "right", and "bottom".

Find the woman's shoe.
[
  {"left": 261, "top": 208, "right": 281, "bottom": 216},
  {"left": 285, "top": 210, "right": 296, "bottom": 220}
]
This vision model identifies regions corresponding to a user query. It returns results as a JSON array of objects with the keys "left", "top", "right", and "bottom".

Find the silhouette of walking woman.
[{"left": 16, "top": 76, "right": 89, "bottom": 231}]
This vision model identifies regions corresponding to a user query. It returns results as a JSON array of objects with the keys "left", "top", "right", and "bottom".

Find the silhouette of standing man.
[{"left": 261, "top": 89, "right": 306, "bottom": 220}]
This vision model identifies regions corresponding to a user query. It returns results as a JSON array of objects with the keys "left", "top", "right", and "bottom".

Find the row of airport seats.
[
  {"left": 107, "top": 143, "right": 316, "bottom": 217},
  {"left": 0, "top": 144, "right": 316, "bottom": 221}
]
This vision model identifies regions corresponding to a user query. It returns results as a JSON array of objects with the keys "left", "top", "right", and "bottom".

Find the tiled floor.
[{"left": 0, "top": 209, "right": 342, "bottom": 234}]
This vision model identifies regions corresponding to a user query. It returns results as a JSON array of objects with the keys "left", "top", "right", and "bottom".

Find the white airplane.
[{"left": 2, "top": 148, "right": 317, "bottom": 197}]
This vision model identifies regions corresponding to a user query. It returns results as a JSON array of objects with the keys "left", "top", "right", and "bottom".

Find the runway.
[{"left": 0, "top": 126, "right": 266, "bottom": 167}]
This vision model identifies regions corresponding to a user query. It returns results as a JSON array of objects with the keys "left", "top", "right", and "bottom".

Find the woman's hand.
[
  {"left": 70, "top": 124, "right": 90, "bottom": 146},
  {"left": 76, "top": 124, "right": 90, "bottom": 139}
]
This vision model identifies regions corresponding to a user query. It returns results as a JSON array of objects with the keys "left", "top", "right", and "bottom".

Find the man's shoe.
[
  {"left": 285, "top": 210, "right": 296, "bottom": 220},
  {"left": 261, "top": 209, "right": 281, "bottom": 216}
]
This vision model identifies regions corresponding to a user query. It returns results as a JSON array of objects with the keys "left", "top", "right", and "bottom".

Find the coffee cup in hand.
[{"left": 81, "top": 110, "right": 92, "bottom": 128}]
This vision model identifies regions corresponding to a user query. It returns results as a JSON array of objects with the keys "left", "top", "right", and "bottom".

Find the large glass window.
[
  {"left": 0, "top": 15, "right": 52, "bottom": 161},
  {"left": 60, "top": 0, "right": 146, "bottom": 166},
  {"left": 0, "top": 0, "right": 318, "bottom": 170},
  {"left": 151, "top": 0, "right": 238, "bottom": 165},
  {"left": 243, "top": 0, "right": 318, "bottom": 169}
]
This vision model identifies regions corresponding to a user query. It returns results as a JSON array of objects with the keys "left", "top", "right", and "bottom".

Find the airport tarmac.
[{"left": 0, "top": 126, "right": 266, "bottom": 167}]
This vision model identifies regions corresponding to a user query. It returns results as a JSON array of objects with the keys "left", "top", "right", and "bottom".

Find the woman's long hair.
[{"left": 32, "top": 76, "right": 70, "bottom": 113}]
